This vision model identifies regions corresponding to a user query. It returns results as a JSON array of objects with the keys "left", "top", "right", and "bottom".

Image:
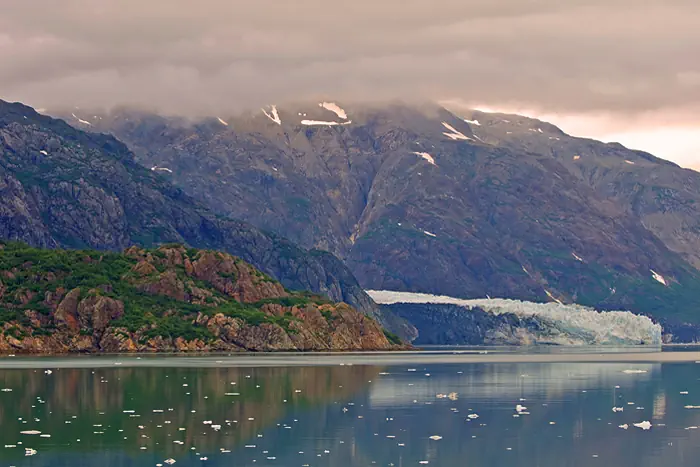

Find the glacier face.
[{"left": 367, "top": 290, "right": 662, "bottom": 345}]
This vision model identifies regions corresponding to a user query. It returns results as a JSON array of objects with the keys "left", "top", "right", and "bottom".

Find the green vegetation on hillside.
[{"left": 0, "top": 242, "right": 335, "bottom": 342}]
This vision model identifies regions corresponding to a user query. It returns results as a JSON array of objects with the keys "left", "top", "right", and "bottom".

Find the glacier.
[{"left": 367, "top": 290, "right": 662, "bottom": 345}]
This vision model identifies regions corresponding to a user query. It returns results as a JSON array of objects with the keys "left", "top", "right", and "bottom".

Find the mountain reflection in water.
[{"left": 1, "top": 354, "right": 700, "bottom": 466}]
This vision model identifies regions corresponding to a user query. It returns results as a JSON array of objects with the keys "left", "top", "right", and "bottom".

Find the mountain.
[
  {"left": 0, "top": 99, "right": 389, "bottom": 325},
  {"left": 62, "top": 101, "right": 700, "bottom": 329},
  {"left": 0, "top": 242, "right": 398, "bottom": 353}
]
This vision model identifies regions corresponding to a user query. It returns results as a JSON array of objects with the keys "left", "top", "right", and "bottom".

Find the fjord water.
[{"left": 3, "top": 351, "right": 700, "bottom": 466}]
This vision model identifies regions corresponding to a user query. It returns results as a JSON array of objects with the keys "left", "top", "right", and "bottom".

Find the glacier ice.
[{"left": 367, "top": 290, "right": 662, "bottom": 345}]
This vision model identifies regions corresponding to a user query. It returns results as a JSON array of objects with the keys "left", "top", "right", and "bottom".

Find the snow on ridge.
[
  {"left": 441, "top": 122, "right": 472, "bottom": 141},
  {"left": 217, "top": 117, "right": 229, "bottom": 126},
  {"left": 262, "top": 105, "right": 282, "bottom": 125},
  {"left": 413, "top": 152, "right": 436, "bottom": 166},
  {"left": 151, "top": 166, "right": 173, "bottom": 173},
  {"left": 464, "top": 118, "right": 481, "bottom": 126},
  {"left": 366, "top": 290, "right": 662, "bottom": 345},
  {"left": 71, "top": 113, "right": 91, "bottom": 126},
  {"left": 319, "top": 102, "right": 348, "bottom": 120},
  {"left": 301, "top": 120, "right": 352, "bottom": 126}
]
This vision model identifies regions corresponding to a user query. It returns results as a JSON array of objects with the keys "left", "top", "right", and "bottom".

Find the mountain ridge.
[
  {"left": 0, "top": 99, "right": 391, "bottom": 327},
  {"left": 56, "top": 100, "right": 700, "bottom": 328}
]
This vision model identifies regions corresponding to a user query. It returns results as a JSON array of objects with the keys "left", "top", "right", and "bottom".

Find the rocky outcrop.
[
  {"left": 0, "top": 98, "right": 379, "bottom": 321},
  {"left": 0, "top": 243, "right": 400, "bottom": 353}
]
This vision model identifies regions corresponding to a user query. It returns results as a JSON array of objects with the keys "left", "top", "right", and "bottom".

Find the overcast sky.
[{"left": 1, "top": 0, "right": 699, "bottom": 166}]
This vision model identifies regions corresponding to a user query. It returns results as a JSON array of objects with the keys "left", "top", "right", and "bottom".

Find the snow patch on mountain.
[
  {"left": 413, "top": 152, "right": 436, "bottom": 166},
  {"left": 367, "top": 290, "right": 662, "bottom": 345},
  {"left": 301, "top": 120, "right": 352, "bottom": 126},
  {"left": 651, "top": 270, "right": 668, "bottom": 286},
  {"left": 319, "top": 102, "right": 348, "bottom": 120},
  {"left": 217, "top": 117, "right": 229, "bottom": 126},
  {"left": 262, "top": 105, "right": 282, "bottom": 125},
  {"left": 441, "top": 122, "right": 472, "bottom": 141},
  {"left": 71, "top": 113, "right": 91, "bottom": 126}
]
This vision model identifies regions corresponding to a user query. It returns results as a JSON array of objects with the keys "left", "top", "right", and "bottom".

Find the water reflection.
[{"left": 1, "top": 358, "right": 700, "bottom": 466}]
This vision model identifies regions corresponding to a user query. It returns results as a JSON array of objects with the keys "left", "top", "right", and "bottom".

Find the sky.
[{"left": 0, "top": 0, "right": 698, "bottom": 167}]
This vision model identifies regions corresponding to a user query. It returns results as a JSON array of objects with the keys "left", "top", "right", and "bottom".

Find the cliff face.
[
  {"left": 0, "top": 242, "right": 398, "bottom": 353},
  {"left": 0, "top": 99, "right": 385, "bottom": 323},
  {"left": 68, "top": 102, "right": 700, "bottom": 326}
]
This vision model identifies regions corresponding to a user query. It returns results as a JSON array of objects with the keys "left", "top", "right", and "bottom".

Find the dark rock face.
[
  {"left": 383, "top": 302, "right": 545, "bottom": 345},
  {"left": 71, "top": 102, "right": 700, "bottom": 325},
  {"left": 0, "top": 99, "right": 381, "bottom": 321}
]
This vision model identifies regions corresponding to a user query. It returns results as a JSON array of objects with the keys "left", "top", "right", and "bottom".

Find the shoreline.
[{"left": 1, "top": 348, "right": 700, "bottom": 368}]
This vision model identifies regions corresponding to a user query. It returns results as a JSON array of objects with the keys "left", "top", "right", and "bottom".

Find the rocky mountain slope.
[
  {"left": 0, "top": 242, "right": 399, "bottom": 353},
  {"left": 66, "top": 102, "right": 700, "bottom": 326},
  {"left": 0, "top": 99, "right": 386, "bottom": 323}
]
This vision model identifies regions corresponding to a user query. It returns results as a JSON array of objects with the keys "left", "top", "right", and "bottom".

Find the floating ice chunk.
[
  {"left": 429, "top": 435, "right": 443, "bottom": 440},
  {"left": 319, "top": 102, "right": 348, "bottom": 119},
  {"left": 442, "top": 122, "right": 472, "bottom": 141},
  {"left": 464, "top": 119, "right": 481, "bottom": 126},
  {"left": 300, "top": 119, "right": 351, "bottom": 126},
  {"left": 262, "top": 105, "right": 282, "bottom": 125},
  {"left": 217, "top": 117, "right": 229, "bottom": 126},
  {"left": 467, "top": 414, "right": 480, "bottom": 419},
  {"left": 612, "top": 407, "right": 624, "bottom": 412},
  {"left": 164, "top": 459, "right": 176, "bottom": 465},
  {"left": 423, "top": 231, "right": 437, "bottom": 238},
  {"left": 633, "top": 421, "right": 652, "bottom": 430},
  {"left": 413, "top": 152, "right": 436, "bottom": 166},
  {"left": 650, "top": 270, "right": 668, "bottom": 286},
  {"left": 619, "top": 424, "right": 629, "bottom": 430}
]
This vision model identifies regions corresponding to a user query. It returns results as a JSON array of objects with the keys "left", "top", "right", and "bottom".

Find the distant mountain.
[
  {"left": 61, "top": 101, "right": 700, "bottom": 328},
  {"left": 0, "top": 99, "right": 386, "bottom": 324},
  {"left": 0, "top": 242, "right": 397, "bottom": 353}
]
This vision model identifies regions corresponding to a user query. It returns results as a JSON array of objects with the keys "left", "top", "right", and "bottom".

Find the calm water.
[{"left": 3, "top": 350, "right": 700, "bottom": 466}]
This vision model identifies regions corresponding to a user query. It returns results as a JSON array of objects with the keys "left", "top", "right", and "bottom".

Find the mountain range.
[
  {"left": 53, "top": 101, "right": 700, "bottom": 334},
  {"left": 3, "top": 96, "right": 700, "bottom": 343}
]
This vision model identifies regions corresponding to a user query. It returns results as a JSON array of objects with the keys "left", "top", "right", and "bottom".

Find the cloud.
[{"left": 1, "top": 0, "right": 699, "bottom": 127}]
